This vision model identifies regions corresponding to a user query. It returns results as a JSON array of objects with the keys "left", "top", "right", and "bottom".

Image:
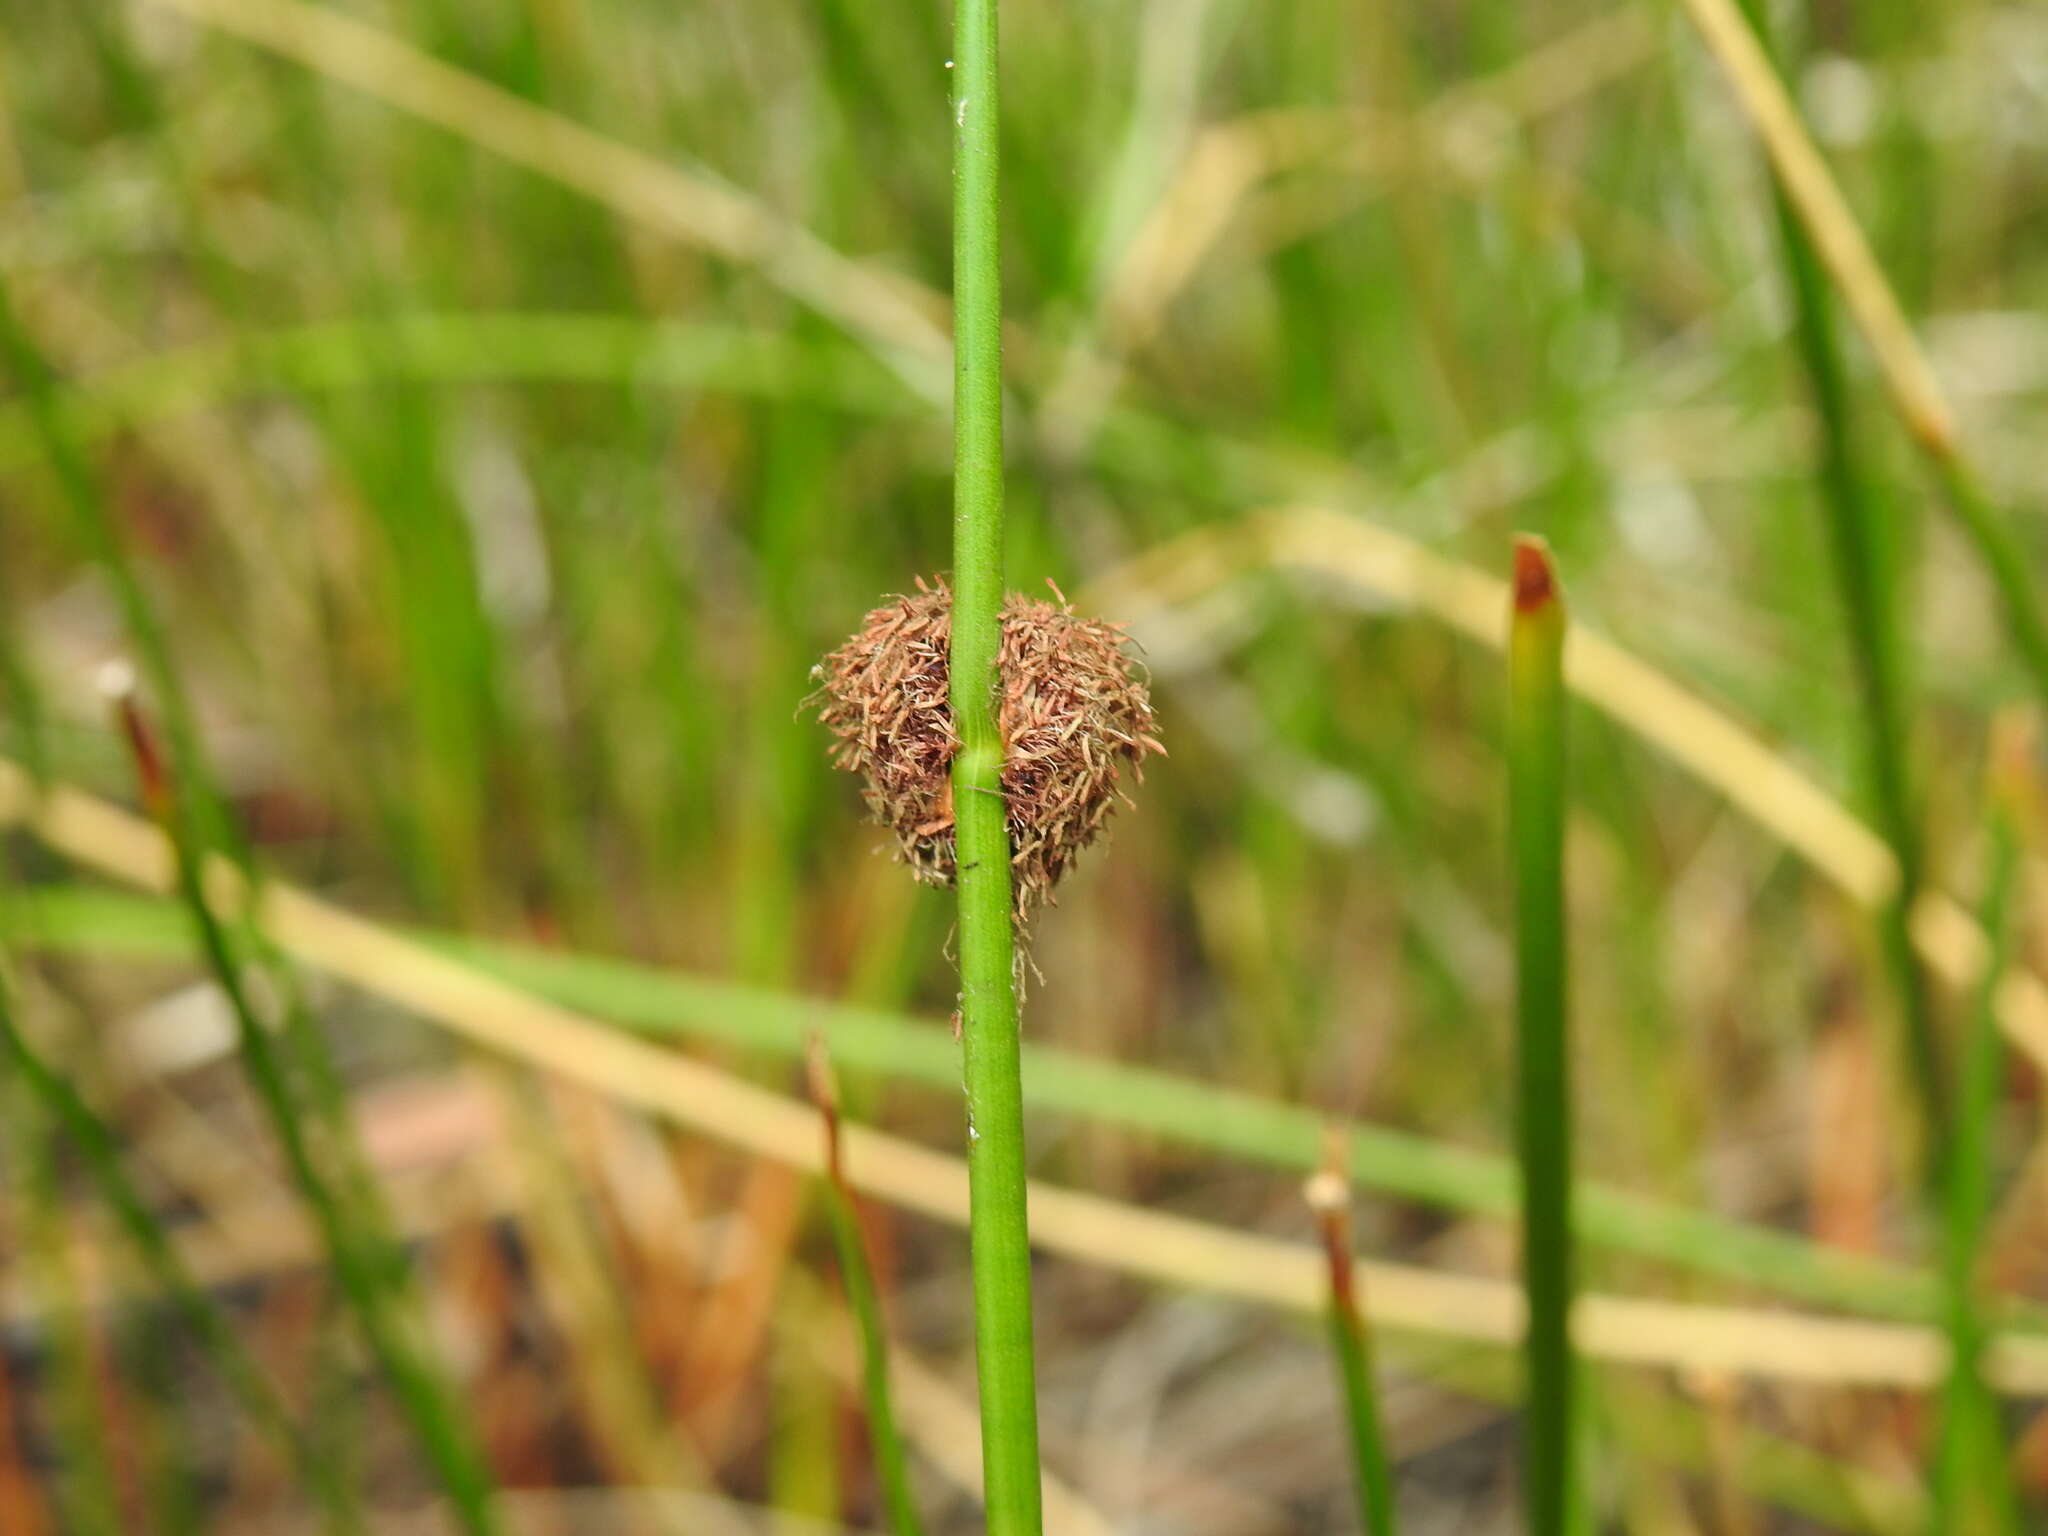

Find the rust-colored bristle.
[{"left": 809, "top": 579, "right": 1163, "bottom": 917}]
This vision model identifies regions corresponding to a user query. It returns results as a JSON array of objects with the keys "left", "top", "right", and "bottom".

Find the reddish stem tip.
[
  {"left": 1512, "top": 536, "right": 1557, "bottom": 614},
  {"left": 99, "top": 659, "right": 171, "bottom": 822}
]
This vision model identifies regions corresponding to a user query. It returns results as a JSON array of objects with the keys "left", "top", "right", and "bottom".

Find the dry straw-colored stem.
[
  {"left": 6, "top": 758, "right": 2048, "bottom": 1395},
  {"left": 1673, "top": 0, "right": 1954, "bottom": 456}
]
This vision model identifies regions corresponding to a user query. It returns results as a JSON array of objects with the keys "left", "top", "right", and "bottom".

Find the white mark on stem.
[{"left": 956, "top": 95, "right": 969, "bottom": 127}]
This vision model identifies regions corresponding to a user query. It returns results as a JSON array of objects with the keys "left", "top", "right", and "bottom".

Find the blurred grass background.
[{"left": 3, "top": 0, "right": 2048, "bottom": 1529}]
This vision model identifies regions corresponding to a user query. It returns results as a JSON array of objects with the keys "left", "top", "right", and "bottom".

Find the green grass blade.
[
  {"left": 948, "top": 0, "right": 1043, "bottom": 1525},
  {"left": 13, "top": 882, "right": 1965, "bottom": 1324},
  {"left": 1509, "top": 536, "right": 1575, "bottom": 1536}
]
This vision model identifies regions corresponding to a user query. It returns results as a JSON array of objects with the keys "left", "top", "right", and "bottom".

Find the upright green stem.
[
  {"left": 1306, "top": 1147, "right": 1398, "bottom": 1536},
  {"left": 1935, "top": 729, "right": 2025, "bottom": 1535},
  {"left": 948, "top": 0, "right": 1043, "bottom": 1529},
  {"left": 1733, "top": 0, "right": 1947, "bottom": 1180},
  {"left": 1508, "top": 537, "right": 1574, "bottom": 1536}
]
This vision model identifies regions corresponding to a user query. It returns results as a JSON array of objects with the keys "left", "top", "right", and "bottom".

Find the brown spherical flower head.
[{"left": 810, "top": 577, "right": 1163, "bottom": 915}]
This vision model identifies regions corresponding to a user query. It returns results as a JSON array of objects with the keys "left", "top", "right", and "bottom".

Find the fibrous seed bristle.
[{"left": 810, "top": 579, "right": 1162, "bottom": 916}]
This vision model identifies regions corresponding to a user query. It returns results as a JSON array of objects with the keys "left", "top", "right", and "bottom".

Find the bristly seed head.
[{"left": 810, "top": 578, "right": 1163, "bottom": 917}]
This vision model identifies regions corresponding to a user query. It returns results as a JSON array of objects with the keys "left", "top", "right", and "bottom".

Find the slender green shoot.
[
  {"left": 948, "top": 0, "right": 1043, "bottom": 1525},
  {"left": 0, "top": 964, "right": 357, "bottom": 1529},
  {"left": 100, "top": 669, "right": 499, "bottom": 1535},
  {"left": 1305, "top": 1134, "right": 1398, "bottom": 1536},
  {"left": 807, "top": 1038, "right": 925, "bottom": 1536},
  {"left": 1732, "top": 0, "right": 1945, "bottom": 1182},
  {"left": 1508, "top": 536, "right": 1575, "bottom": 1536},
  {"left": 1935, "top": 719, "right": 2028, "bottom": 1535}
]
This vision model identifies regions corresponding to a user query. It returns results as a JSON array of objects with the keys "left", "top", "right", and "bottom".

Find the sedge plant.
[
  {"left": 1508, "top": 536, "right": 1575, "bottom": 1536},
  {"left": 1305, "top": 1133, "right": 1398, "bottom": 1536},
  {"left": 807, "top": 1037, "right": 924, "bottom": 1536},
  {"left": 948, "top": 0, "right": 1045, "bottom": 1525}
]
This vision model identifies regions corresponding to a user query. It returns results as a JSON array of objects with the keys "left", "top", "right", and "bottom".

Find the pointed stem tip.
[
  {"left": 100, "top": 657, "right": 171, "bottom": 822},
  {"left": 1512, "top": 536, "right": 1558, "bottom": 615}
]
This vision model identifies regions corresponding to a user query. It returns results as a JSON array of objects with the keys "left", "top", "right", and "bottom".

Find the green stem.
[
  {"left": 1734, "top": 0, "right": 1947, "bottom": 1184},
  {"left": 1310, "top": 1167, "right": 1398, "bottom": 1536},
  {"left": 1936, "top": 750, "right": 2023, "bottom": 1535},
  {"left": 1509, "top": 537, "right": 1574, "bottom": 1536},
  {"left": 949, "top": 0, "right": 1043, "bottom": 1524}
]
